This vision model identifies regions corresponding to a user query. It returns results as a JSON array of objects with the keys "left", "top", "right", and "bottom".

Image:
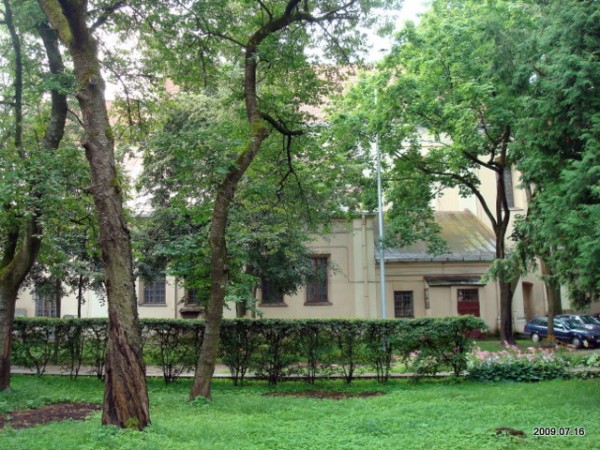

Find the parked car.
[
  {"left": 524, "top": 316, "right": 600, "bottom": 349},
  {"left": 556, "top": 314, "right": 600, "bottom": 332}
]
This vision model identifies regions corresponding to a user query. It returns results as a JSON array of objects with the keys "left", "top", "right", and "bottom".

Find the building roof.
[{"left": 376, "top": 210, "right": 496, "bottom": 263}]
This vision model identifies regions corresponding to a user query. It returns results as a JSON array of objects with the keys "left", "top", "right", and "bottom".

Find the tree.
[
  {"left": 39, "top": 0, "right": 150, "bottom": 429},
  {"left": 514, "top": 0, "right": 600, "bottom": 310},
  {"left": 129, "top": 0, "right": 400, "bottom": 399},
  {"left": 332, "top": 0, "right": 540, "bottom": 343},
  {"left": 135, "top": 91, "right": 349, "bottom": 318},
  {"left": 0, "top": 1, "right": 68, "bottom": 390},
  {"left": 28, "top": 200, "right": 105, "bottom": 319}
]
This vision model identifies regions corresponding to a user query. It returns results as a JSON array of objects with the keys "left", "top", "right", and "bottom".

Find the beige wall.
[
  {"left": 16, "top": 277, "right": 182, "bottom": 319},
  {"left": 383, "top": 260, "right": 500, "bottom": 332},
  {"left": 15, "top": 213, "right": 550, "bottom": 334},
  {"left": 257, "top": 216, "right": 377, "bottom": 319},
  {"left": 137, "top": 278, "right": 180, "bottom": 319}
]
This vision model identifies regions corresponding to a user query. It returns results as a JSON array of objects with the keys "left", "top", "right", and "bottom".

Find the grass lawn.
[{"left": 0, "top": 375, "right": 598, "bottom": 449}]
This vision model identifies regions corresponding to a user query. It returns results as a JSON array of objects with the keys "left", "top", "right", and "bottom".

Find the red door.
[{"left": 457, "top": 288, "right": 481, "bottom": 338}]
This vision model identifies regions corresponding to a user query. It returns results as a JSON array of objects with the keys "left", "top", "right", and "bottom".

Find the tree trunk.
[
  {"left": 55, "top": 278, "right": 62, "bottom": 318},
  {"left": 0, "top": 221, "right": 42, "bottom": 390},
  {"left": 498, "top": 280, "right": 515, "bottom": 344},
  {"left": 540, "top": 257, "right": 560, "bottom": 343},
  {"left": 77, "top": 274, "right": 83, "bottom": 318},
  {"left": 0, "top": 282, "right": 19, "bottom": 391},
  {"left": 40, "top": 0, "right": 150, "bottom": 429},
  {"left": 189, "top": 134, "right": 267, "bottom": 400}
]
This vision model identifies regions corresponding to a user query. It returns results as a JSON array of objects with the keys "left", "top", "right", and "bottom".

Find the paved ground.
[{"left": 11, "top": 364, "right": 451, "bottom": 379}]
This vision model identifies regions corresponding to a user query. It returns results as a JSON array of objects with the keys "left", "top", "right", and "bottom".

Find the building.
[
  {"left": 15, "top": 208, "right": 548, "bottom": 334},
  {"left": 14, "top": 86, "right": 555, "bottom": 332}
]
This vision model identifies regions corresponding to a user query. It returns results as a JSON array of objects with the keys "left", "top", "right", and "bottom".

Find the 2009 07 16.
[{"left": 533, "top": 427, "right": 585, "bottom": 436}]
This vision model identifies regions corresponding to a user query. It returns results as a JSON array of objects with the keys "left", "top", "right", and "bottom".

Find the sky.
[{"left": 366, "top": 0, "right": 431, "bottom": 61}]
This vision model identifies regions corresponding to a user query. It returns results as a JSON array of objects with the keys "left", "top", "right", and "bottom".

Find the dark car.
[
  {"left": 556, "top": 314, "right": 600, "bottom": 332},
  {"left": 524, "top": 316, "right": 600, "bottom": 349}
]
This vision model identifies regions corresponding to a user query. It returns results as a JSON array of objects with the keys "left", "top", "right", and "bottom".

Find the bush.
[
  {"left": 11, "top": 315, "right": 486, "bottom": 383},
  {"left": 251, "top": 320, "right": 301, "bottom": 385},
  {"left": 219, "top": 319, "right": 260, "bottom": 385},
  {"left": 12, "top": 317, "right": 57, "bottom": 375},
  {"left": 142, "top": 319, "right": 203, "bottom": 383},
  {"left": 466, "top": 343, "right": 569, "bottom": 382}
]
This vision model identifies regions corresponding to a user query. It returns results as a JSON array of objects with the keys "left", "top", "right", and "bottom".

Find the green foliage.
[
  {"left": 141, "top": 320, "right": 203, "bottom": 384},
  {"left": 251, "top": 320, "right": 301, "bottom": 385},
  {"left": 295, "top": 320, "right": 337, "bottom": 384},
  {"left": 363, "top": 320, "right": 399, "bottom": 383},
  {"left": 12, "top": 318, "right": 108, "bottom": 379},
  {"left": 134, "top": 89, "right": 365, "bottom": 312},
  {"left": 467, "top": 344, "right": 569, "bottom": 382},
  {"left": 219, "top": 319, "right": 261, "bottom": 386},
  {"left": 12, "top": 318, "right": 56, "bottom": 375},
  {"left": 513, "top": 0, "right": 600, "bottom": 307},
  {"left": 399, "top": 316, "right": 484, "bottom": 377},
  {"left": 12, "top": 316, "right": 485, "bottom": 384}
]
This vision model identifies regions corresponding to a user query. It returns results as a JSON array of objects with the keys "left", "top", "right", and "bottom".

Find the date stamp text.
[{"left": 533, "top": 427, "right": 585, "bottom": 437}]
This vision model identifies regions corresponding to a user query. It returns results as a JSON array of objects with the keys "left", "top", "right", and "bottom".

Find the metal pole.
[{"left": 375, "top": 88, "right": 386, "bottom": 319}]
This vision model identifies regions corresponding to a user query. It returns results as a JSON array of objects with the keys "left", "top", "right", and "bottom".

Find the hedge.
[{"left": 11, "top": 315, "right": 485, "bottom": 384}]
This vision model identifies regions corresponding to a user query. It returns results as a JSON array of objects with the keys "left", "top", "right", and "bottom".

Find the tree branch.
[
  {"left": 90, "top": 0, "right": 127, "bottom": 33},
  {"left": 259, "top": 111, "right": 304, "bottom": 136}
]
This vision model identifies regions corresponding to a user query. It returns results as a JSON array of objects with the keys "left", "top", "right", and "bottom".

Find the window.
[
  {"left": 394, "top": 291, "right": 414, "bottom": 318},
  {"left": 424, "top": 288, "right": 430, "bottom": 310},
  {"left": 35, "top": 292, "right": 57, "bottom": 317},
  {"left": 185, "top": 288, "right": 202, "bottom": 306},
  {"left": 306, "top": 256, "right": 329, "bottom": 304},
  {"left": 260, "top": 278, "right": 284, "bottom": 305},
  {"left": 457, "top": 288, "right": 480, "bottom": 317},
  {"left": 457, "top": 288, "right": 479, "bottom": 302},
  {"left": 141, "top": 278, "right": 166, "bottom": 305},
  {"left": 503, "top": 166, "right": 515, "bottom": 208}
]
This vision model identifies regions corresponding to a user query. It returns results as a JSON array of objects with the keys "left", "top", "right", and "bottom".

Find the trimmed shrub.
[
  {"left": 142, "top": 319, "right": 203, "bottom": 383},
  {"left": 219, "top": 319, "right": 260, "bottom": 385},
  {"left": 251, "top": 320, "right": 301, "bottom": 385},
  {"left": 12, "top": 317, "right": 57, "bottom": 375},
  {"left": 11, "top": 315, "right": 486, "bottom": 383}
]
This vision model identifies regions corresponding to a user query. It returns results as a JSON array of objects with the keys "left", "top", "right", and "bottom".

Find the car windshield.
[
  {"left": 558, "top": 319, "right": 579, "bottom": 329},
  {"left": 580, "top": 316, "right": 600, "bottom": 325}
]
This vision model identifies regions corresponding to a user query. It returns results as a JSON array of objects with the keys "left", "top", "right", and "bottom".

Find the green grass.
[{"left": 1, "top": 376, "right": 599, "bottom": 449}]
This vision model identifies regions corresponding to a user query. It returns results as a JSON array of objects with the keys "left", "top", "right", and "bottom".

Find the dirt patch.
[
  {"left": 265, "top": 391, "right": 385, "bottom": 400},
  {"left": 0, "top": 402, "right": 101, "bottom": 430}
]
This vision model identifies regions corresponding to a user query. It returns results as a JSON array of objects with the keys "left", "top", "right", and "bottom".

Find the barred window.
[
  {"left": 457, "top": 288, "right": 479, "bottom": 302},
  {"left": 503, "top": 166, "right": 515, "bottom": 208},
  {"left": 306, "top": 256, "right": 329, "bottom": 304},
  {"left": 142, "top": 278, "right": 166, "bottom": 305},
  {"left": 261, "top": 278, "right": 284, "bottom": 304},
  {"left": 35, "top": 292, "right": 57, "bottom": 317},
  {"left": 394, "top": 291, "right": 414, "bottom": 318},
  {"left": 185, "top": 288, "right": 201, "bottom": 305}
]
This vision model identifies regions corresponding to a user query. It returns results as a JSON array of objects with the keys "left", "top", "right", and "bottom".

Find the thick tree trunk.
[
  {"left": 0, "top": 282, "right": 19, "bottom": 391},
  {"left": 0, "top": 221, "right": 42, "bottom": 390},
  {"left": 499, "top": 280, "right": 515, "bottom": 344},
  {"left": 40, "top": 0, "right": 150, "bottom": 429}
]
